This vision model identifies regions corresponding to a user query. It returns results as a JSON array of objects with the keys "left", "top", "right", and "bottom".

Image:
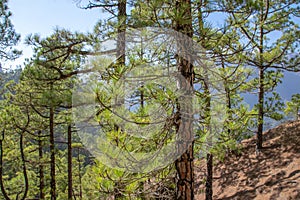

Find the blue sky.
[{"left": 6, "top": 0, "right": 104, "bottom": 68}]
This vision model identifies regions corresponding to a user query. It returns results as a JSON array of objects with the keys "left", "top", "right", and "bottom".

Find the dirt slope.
[{"left": 195, "top": 120, "right": 300, "bottom": 200}]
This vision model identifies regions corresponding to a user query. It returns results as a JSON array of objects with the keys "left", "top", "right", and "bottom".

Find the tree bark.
[
  {"left": 257, "top": 67, "right": 264, "bottom": 150},
  {"left": 257, "top": 2, "right": 265, "bottom": 150},
  {"left": 68, "top": 124, "right": 73, "bottom": 200},
  {"left": 0, "top": 130, "right": 10, "bottom": 200},
  {"left": 117, "top": 0, "right": 126, "bottom": 64},
  {"left": 197, "top": 3, "right": 213, "bottom": 199},
  {"left": 38, "top": 131, "right": 45, "bottom": 199},
  {"left": 19, "top": 133, "right": 29, "bottom": 200},
  {"left": 205, "top": 154, "right": 213, "bottom": 200},
  {"left": 49, "top": 93, "right": 56, "bottom": 200},
  {"left": 174, "top": 0, "right": 194, "bottom": 199},
  {"left": 114, "top": 1, "right": 126, "bottom": 199},
  {"left": 203, "top": 65, "right": 212, "bottom": 200},
  {"left": 77, "top": 148, "right": 83, "bottom": 200}
]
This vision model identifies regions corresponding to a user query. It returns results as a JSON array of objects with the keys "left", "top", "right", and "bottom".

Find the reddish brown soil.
[{"left": 195, "top": 120, "right": 300, "bottom": 200}]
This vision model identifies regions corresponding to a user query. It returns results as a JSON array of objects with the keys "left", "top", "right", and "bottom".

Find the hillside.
[{"left": 196, "top": 120, "right": 300, "bottom": 199}]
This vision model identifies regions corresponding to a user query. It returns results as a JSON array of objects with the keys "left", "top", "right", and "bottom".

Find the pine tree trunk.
[
  {"left": 19, "top": 133, "right": 29, "bottom": 200},
  {"left": 257, "top": 67, "right": 264, "bottom": 150},
  {"left": 114, "top": 1, "right": 126, "bottom": 199},
  {"left": 197, "top": 4, "right": 214, "bottom": 199},
  {"left": 174, "top": 0, "right": 194, "bottom": 199},
  {"left": 205, "top": 153, "right": 213, "bottom": 200},
  {"left": 257, "top": 5, "right": 265, "bottom": 150},
  {"left": 38, "top": 131, "right": 45, "bottom": 199},
  {"left": 203, "top": 67, "right": 212, "bottom": 200},
  {"left": 117, "top": 0, "right": 126, "bottom": 64},
  {"left": 175, "top": 145, "right": 194, "bottom": 200},
  {"left": 0, "top": 131, "right": 10, "bottom": 200},
  {"left": 49, "top": 101, "right": 56, "bottom": 200},
  {"left": 67, "top": 125, "right": 73, "bottom": 200},
  {"left": 222, "top": 56, "right": 232, "bottom": 135},
  {"left": 77, "top": 148, "right": 83, "bottom": 200}
]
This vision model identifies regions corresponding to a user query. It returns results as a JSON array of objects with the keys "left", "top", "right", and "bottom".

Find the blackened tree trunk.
[
  {"left": 67, "top": 124, "right": 73, "bottom": 200},
  {"left": 197, "top": 3, "right": 213, "bottom": 198},
  {"left": 174, "top": 0, "right": 194, "bottom": 199},
  {"left": 49, "top": 89, "right": 56, "bottom": 200},
  {"left": 38, "top": 131, "right": 45, "bottom": 199},
  {"left": 77, "top": 147, "right": 83, "bottom": 200},
  {"left": 204, "top": 75, "right": 212, "bottom": 200},
  {"left": 0, "top": 130, "right": 10, "bottom": 200},
  {"left": 114, "top": 1, "right": 127, "bottom": 199},
  {"left": 205, "top": 154, "right": 213, "bottom": 200},
  {"left": 257, "top": 4, "right": 265, "bottom": 150},
  {"left": 222, "top": 56, "right": 232, "bottom": 136},
  {"left": 257, "top": 67, "right": 264, "bottom": 150},
  {"left": 0, "top": 129, "right": 29, "bottom": 200},
  {"left": 19, "top": 133, "right": 29, "bottom": 200}
]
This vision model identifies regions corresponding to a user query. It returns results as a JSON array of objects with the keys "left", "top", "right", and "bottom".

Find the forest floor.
[{"left": 195, "top": 120, "right": 300, "bottom": 200}]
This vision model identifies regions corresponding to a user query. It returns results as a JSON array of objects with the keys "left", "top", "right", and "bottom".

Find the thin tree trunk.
[
  {"left": 116, "top": 0, "right": 126, "bottom": 65},
  {"left": 203, "top": 67, "right": 212, "bottom": 200},
  {"left": 38, "top": 131, "right": 45, "bottom": 199},
  {"left": 114, "top": 1, "right": 126, "bottom": 199},
  {"left": 204, "top": 93, "right": 212, "bottom": 200},
  {"left": 19, "top": 133, "right": 29, "bottom": 200},
  {"left": 257, "top": 3, "right": 265, "bottom": 150},
  {"left": 174, "top": 0, "right": 194, "bottom": 199},
  {"left": 257, "top": 67, "right": 264, "bottom": 150},
  {"left": 205, "top": 154, "right": 213, "bottom": 200},
  {"left": 0, "top": 130, "right": 10, "bottom": 200},
  {"left": 197, "top": 3, "right": 213, "bottom": 199},
  {"left": 221, "top": 55, "right": 232, "bottom": 136},
  {"left": 77, "top": 148, "right": 82, "bottom": 200},
  {"left": 49, "top": 91, "right": 56, "bottom": 200},
  {"left": 68, "top": 124, "right": 73, "bottom": 200}
]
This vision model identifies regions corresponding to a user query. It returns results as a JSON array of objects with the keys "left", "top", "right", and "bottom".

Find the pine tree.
[
  {"left": 0, "top": 0, "right": 21, "bottom": 61},
  {"left": 285, "top": 93, "right": 300, "bottom": 120},
  {"left": 223, "top": 0, "right": 300, "bottom": 150}
]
